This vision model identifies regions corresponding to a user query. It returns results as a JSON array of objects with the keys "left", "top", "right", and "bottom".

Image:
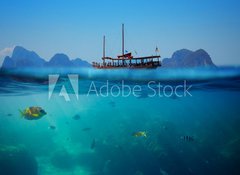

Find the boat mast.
[
  {"left": 102, "top": 35, "right": 106, "bottom": 65},
  {"left": 122, "top": 23, "right": 124, "bottom": 56},
  {"left": 103, "top": 35, "right": 105, "bottom": 58}
]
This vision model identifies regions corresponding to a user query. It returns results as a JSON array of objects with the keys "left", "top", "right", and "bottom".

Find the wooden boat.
[{"left": 92, "top": 24, "right": 161, "bottom": 69}]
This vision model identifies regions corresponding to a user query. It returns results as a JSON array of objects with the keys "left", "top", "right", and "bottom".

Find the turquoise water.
[{"left": 0, "top": 67, "right": 240, "bottom": 175}]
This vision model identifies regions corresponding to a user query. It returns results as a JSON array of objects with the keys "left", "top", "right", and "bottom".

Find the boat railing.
[{"left": 93, "top": 59, "right": 161, "bottom": 68}]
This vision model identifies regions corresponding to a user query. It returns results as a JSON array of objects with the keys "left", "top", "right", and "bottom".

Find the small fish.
[
  {"left": 132, "top": 131, "right": 147, "bottom": 138},
  {"left": 72, "top": 114, "right": 81, "bottom": 120},
  {"left": 19, "top": 106, "right": 47, "bottom": 120},
  {"left": 49, "top": 125, "right": 56, "bottom": 130},
  {"left": 108, "top": 101, "right": 116, "bottom": 107},
  {"left": 82, "top": 127, "right": 92, "bottom": 131},
  {"left": 180, "top": 136, "right": 194, "bottom": 142},
  {"left": 6, "top": 113, "right": 13, "bottom": 117},
  {"left": 91, "top": 139, "right": 96, "bottom": 149}
]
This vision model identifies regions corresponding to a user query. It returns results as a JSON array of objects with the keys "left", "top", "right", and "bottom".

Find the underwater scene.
[{"left": 0, "top": 67, "right": 240, "bottom": 175}]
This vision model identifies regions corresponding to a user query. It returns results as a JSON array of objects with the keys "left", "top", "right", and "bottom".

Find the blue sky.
[{"left": 0, "top": 0, "right": 240, "bottom": 65}]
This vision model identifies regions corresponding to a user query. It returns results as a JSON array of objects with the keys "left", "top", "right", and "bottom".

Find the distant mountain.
[
  {"left": 45, "top": 54, "right": 91, "bottom": 67},
  {"left": 1, "top": 46, "right": 215, "bottom": 70},
  {"left": 162, "top": 49, "right": 216, "bottom": 68},
  {"left": 1, "top": 46, "right": 91, "bottom": 69},
  {"left": 72, "top": 58, "right": 91, "bottom": 67},
  {"left": 1, "top": 46, "right": 46, "bottom": 69},
  {"left": 45, "top": 53, "right": 73, "bottom": 67}
]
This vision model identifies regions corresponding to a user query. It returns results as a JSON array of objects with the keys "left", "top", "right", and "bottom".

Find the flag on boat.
[
  {"left": 155, "top": 46, "right": 159, "bottom": 53},
  {"left": 125, "top": 50, "right": 128, "bottom": 53}
]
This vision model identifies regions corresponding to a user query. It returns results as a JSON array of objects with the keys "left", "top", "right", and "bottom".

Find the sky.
[{"left": 0, "top": 0, "right": 240, "bottom": 66}]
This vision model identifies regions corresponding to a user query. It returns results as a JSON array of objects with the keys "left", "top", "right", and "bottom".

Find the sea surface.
[{"left": 0, "top": 67, "right": 240, "bottom": 175}]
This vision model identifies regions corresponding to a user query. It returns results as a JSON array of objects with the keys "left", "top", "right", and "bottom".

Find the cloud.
[{"left": 0, "top": 46, "right": 15, "bottom": 66}]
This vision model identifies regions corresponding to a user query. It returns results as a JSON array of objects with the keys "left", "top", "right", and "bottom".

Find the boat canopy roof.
[{"left": 102, "top": 55, "right": 160, "bottom": 61}]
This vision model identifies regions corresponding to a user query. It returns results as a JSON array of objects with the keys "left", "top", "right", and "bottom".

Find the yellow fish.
[
  {"left": 132, "top": 131, "right": 147, "bottom": 138},
  {"left": 19, "top": 106, "right": 47, "bottom": 120}
]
